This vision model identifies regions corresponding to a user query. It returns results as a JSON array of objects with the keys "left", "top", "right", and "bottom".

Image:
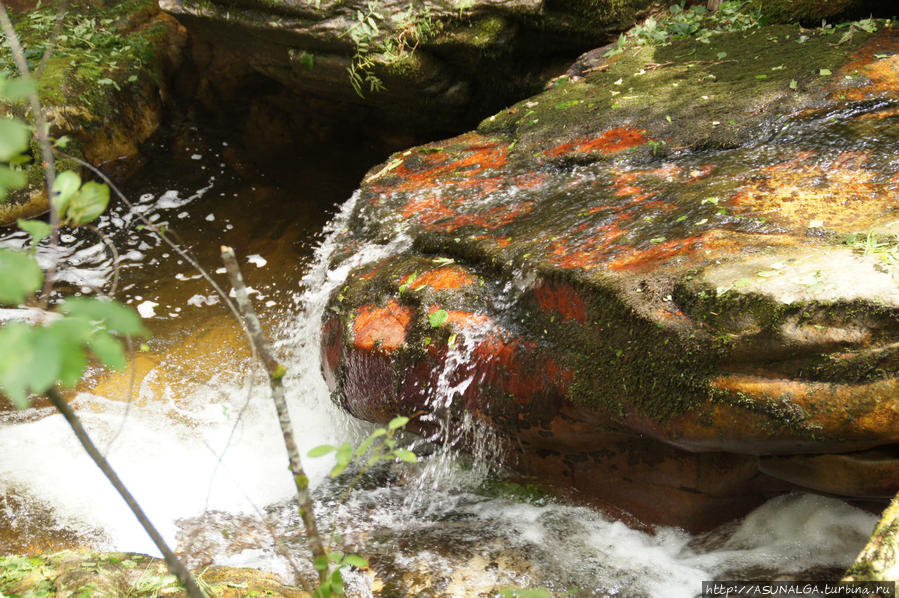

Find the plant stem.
[
  {"left": 220, "top": 245, "right": 328, "bottom": 584},
  {"left": 45, "top": 386, "right": 206, "bottom": 598},
  {"left": 0, "top": 2, "right": 61, "bottom": 306}
]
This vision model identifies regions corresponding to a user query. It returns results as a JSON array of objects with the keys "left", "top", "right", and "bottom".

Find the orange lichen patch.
[
  {"left": 545, "top": 127, "right": 649, "bottom": 158},
  {"left": 427, "top": 305, "right": 492, "bottom": 330},
  {"left": 430, "top": 201, "right": 536, "bottom": 233},
  {"left": 837, "top": 28, "right": 899, "bottom": 101},
  {"left": 729, "top": 151, "right": 895, "bottom": 232},
  {"left": 386, "top": 133, "right": 509, "bottom": 195},
  {"left": 647, "top": 163, "right": 682, "bottom": 180},
  {"left": 409, "top": 266, "right": 477, "bottom": 291},
  {"left": 606, "top": 235, "right": 704, "bottom": 272},
  {"left": 358, "top": 265, "right": 384, "bottom": 281},
  {"left": 533, "top": 281, "right": 588, "bottom": 323},
  {"left": 401, "top": 195, "right": 456, "bottom": 224},
  {"left": 352, "top": 299, "right": 414, "bottom": 352}
]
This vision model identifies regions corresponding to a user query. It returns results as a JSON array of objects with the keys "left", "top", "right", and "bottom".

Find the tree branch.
[
  {"left": 220, "top": 245, "right": 328, "bottom": 584},
  {"left": 45, "top": 386, "right": 206, "bottom": 598}
]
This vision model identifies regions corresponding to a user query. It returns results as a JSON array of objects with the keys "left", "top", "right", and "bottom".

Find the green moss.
[{"left": 482, "top": 24, "right": 874, "bottom": 160}]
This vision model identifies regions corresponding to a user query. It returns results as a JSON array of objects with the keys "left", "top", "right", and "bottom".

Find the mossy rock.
[
  {"left": 0, "top": 551, "right": 309, "bottom": 597},
  {"left": 0, "top": 0, "right": 187, "bottom": 226},
  {"left": 320, "top": 19, "right": 899, "bottom": 528}
]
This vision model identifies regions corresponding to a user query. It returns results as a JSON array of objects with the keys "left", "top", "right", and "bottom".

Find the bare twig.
[
  {"left": 45, "top": 386, "right": 206, "bottom": 598},
  {"left": 0, "top": 2, "right": 60, "bottom": 305},
  {"left": 220, "top": 245, "right": 328, "bottom": 584}
]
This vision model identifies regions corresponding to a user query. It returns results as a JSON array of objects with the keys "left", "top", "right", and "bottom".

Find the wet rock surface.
[
  {"left": 160, "top": 0, "right": 654, "bottom": 136},
  {"left": 321, "top": 23, "right": 899, "bottom": 529}
]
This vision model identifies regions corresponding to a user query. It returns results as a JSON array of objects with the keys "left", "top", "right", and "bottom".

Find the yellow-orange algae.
[
  {"left": 836, "top": 28, "right": 899, "bottom": 101},
  {"left": 729, "top": 151, "right": 895, "bottom": 232},
  {"left": 546, "top": 127, "right": 649, "bottom": 158},
  {"left": 409, "top": 266, "right": 478, "bottom": 291},
  {"left": 353, "top": 299, "right": 414, "bottom": 351}
]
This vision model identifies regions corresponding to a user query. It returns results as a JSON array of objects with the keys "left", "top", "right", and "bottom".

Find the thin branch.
[
  {"left": 45, "top": 386, "right": 206, "bottom": 598},
  {"left": 0, "top": 2, "right": 61, "bottom": 305},
  {"left": 57, "top": 151, "right": 254, "bottom": 353},
  {"left": 220, "top": 245, "right": 328, "bottom": 585}
]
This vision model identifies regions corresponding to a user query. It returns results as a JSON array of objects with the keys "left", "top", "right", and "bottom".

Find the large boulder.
[
  {"left": 320, "top": 20, "right": 899, "bottom": 529},
  {"left": 0, "top": 0, "right": 187, "bottom": 225},
  {"left": 160, "top": 0, "right": 655, "bottom": 137}
]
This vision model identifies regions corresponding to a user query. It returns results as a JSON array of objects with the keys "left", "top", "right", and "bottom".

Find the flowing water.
[{"left": 0, "top": 123, "right": 880, "bottom": 597}]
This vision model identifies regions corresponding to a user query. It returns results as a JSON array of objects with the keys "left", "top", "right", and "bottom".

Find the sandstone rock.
[{"left": 321, "top": 22, "right": 899, "bottom": 529}]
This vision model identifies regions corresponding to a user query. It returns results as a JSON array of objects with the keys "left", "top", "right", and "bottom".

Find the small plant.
[
  {"left": 846, "top": 231, "right": 899, "bottom": 283},
  {"left": 306, "top": 415, "right": 419, "bottom": 596},
  {"left": 604, "top": 1, "right": 761, "bottom": 56}
]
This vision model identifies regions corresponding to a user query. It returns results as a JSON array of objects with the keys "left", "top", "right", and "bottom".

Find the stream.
[{"left": 0, "top": 122, "right": 879, "bottom": 597}]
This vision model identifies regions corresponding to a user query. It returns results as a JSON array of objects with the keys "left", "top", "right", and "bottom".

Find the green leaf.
[
  {"left": 0, "top": 323, "right": 67, "bottom": 407},
  {"left": 789, "top": 79, "right": 798, "bottom": 90},
  {"left": 313, "top": 555, "right": 329, "bottom": 572},
  {"left": 819, "top": 68, "right": 832, "bottom": 76},
  {"left": 0, "top": 164, "right": 27, "bottom": 201},
  {"left": 17, "top": 219, "right": 50, "bottom": 247},
  {"left": 0, "top": 76, "right": 36, "bottom": 102},
  {"left": 57, "top": 297, "right": 150, "bottom": 336},
  {"left": 25, "top": 327, "right": 62, "bottom": 395},
  {"left": 393, "top": 449, "right": 417, "bottom": 463},
  {"left": 0, "top": 322, "right": 36, "bottom": 407},
  {"left": 307, "top": 444, "right": 337, "bottom": 458},
  {"left": 87, "top": 330, "right": 127, "bottom": 369},
  {"left": 52, "top": 171, "right": 81, "bottom": 216},
  {"left": 0, "top": 118, "right": 31, "bottom": 162},
  {"left": 428, "top": 309, "right": 448, "bottom": 328},
  {"left": 355, "top": 427, "right": 386, "bottom": 456},
  {"left": 327, "top": 551, "right": 345, "bottom": 563},
  {"left": 716, "top": 51, "right": 727, "bottom": 59},
  {"left": 0, "top": 248, "right": 43, "bottom": 305},
  {"left": 342, "top": 555, "right": 368, "bottom": 569},
  {"left": 388, "top": 415, "right": 409, "bottom": 430},
  {"left": 66, "top": 181, "right": 109, "bottom": 226}
]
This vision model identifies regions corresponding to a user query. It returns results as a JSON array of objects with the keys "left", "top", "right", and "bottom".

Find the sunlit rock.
[{"left": 322, "top": 23, "right": 899, "bottom": 529}]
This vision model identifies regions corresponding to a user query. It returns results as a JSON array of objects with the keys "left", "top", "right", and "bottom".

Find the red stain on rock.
[
  {"left": 352, "top": 299, "right": 414, "bottom": 351},
  {"left": 409, "top": 266, "right": 478, "bottom": 291},
  {"left": 434, "top": 201, "right": 537, "bottom": 232},
  {"left": 533, "top": 281, "right": 588, "bottom": 323},
  {"left": 546, "top": 127, "right": 649, "bottom": 158},
  {"left": 607, "top": 235, "right": 704, "bottom": 272},
  {"left": 321, "top": 316, "right": 344, "bottom": 390}
]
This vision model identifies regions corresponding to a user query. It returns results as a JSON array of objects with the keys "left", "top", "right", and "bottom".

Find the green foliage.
[
  {"left": 309, "top": 415, "right": 417, "bottom": 478},
  {"left": 846, "top": 232, "right": 899, "bottom": 284},
  {"left": 0, "top": 248, "right": 43, "bottom": 304},
  {"left": 341, "top": 0, "right": 436, "bottom": 97},
  {"left": 428, "top": 308, "right": 448, "bottom": 328},
  {"left": 604, "top": 1, "right": 761, "bottom": 56},
  {"left": 18, "top": 218, "right": 50, "bottom": 247},
  {"left": 312, "top": 551, "right": 369, "bottom": 598},
  {"left": 307, "top": 415, "right": 416, "bottom": 596}
]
